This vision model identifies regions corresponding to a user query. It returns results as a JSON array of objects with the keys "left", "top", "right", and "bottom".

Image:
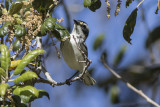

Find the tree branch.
[{"left": 101, "top": 53, "right": 160, "bottom": 107}]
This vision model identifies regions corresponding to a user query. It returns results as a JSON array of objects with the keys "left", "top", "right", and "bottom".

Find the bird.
[{"left": 60, "top": 20, "right": 96, "bottom": 86}]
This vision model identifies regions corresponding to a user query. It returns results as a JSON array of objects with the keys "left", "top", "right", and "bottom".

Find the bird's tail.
[{"left": 82, "top": 72, "right": 96, "bottom": 86}]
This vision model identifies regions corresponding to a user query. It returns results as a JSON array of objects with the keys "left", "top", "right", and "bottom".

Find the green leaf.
[
  {"left": 88, "top": 0, "right": 101, "bottom": 12},
  {"left": 29, "top": 89, "right": 49, "bottom": 102},
  {"left": 32, "top": 0, "right": 53, "bottom": 14},
  {"left": 0, "top": 44, "right": 11, "bottom": 70},
  {"left": 12, "top": 95, "right": 27, "bottom": 107},
  {"left": 5, "top": 0, "right": 9, "bottom": 11},
  {"left": 13, "top": 39, "right": 21, "bottom": 52},
  {"left": 0, "top": 22, "right": 12, "bottom": 37},
  {"left": 13, "top": 86, "right": 39, "bottom": 97},
  {"left": 0, "top": 7, "right": 2, "bottom": 17},
  {"left": 113, "top": 45, "right": 127, "bottom": 67},
  {"left": 40, "top": 17, "right": 57, "bottom": 36},
  {"left": 84, "top": 0, "right": 101, "bottom": 12},
  {"left": 14, "top": 25, "right": 26, "bottom": 38},
  {"left": 0, "top": 67, "right": 6, "bottom": 77},
  {"left": 146, "top": 26, "right": 160, "bottom": 48},
  {"left": 93, "top": 34, "right": 105, "bottom": 50},
  {"left": 0, "top": 84, "right": 9, "bottom": 97},
  {"left": 126, "top": 0, "right": 134, "bottom": 8},
  {"left": 84, "top": 0, "right": 91, "bottom": 7},
  {"left": 38, "top": 89, "right": 49, "bottom": 99},
  {"left": 13, "top": 49, "right": 45, "bottom": 75},
  {"left": 123, "top": 8, "right": 138, "bottom": 44},
  {"left": 110, "top": 85, "right": 120, "bottom": 104},
  {"left": 9, "top": 1, "right": 23, "bottom": 15},
  {"left": 52, "top": 23, "right": 70, "bottom": 41},
  {"left": 13, "top": 86, "right": 39, "bottom": 104},
  {"left": 14, "top": 71, "right": 38, "bottom": 84},
  {"left": 10, "top": 0, "right": 12, "bottom": 3}
]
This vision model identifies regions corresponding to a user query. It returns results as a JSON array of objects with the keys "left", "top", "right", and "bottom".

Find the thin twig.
[
  {"left": 11, "top": 45, "right": 24, "bottom": 60},
  {"left": 31, "top": 40, "right": 37, "bottom": 48},
  {"left": 137, "top": 0, "right": 144, "bottom": 8},
  {"left": 101, "top": 53, "right": 160, "bottom": 107},
  {"left": 49, "top": 34, "right": 61, "bottom": 58}
]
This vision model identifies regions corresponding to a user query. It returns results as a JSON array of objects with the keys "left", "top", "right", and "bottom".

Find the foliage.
[
  {"left": 123, "top": 8, "right": 138, "bottom": 44},
  {"left": 0, "top": 0, "right": 159, "bottom": 106}
]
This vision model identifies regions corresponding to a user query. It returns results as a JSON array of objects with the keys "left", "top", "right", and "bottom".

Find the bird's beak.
[{"left": 74, "top": 20, "right": 79, "bottom": 25}]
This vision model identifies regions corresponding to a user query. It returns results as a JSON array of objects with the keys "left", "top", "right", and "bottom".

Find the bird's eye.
[{"left": 82, "top": 25, "right": 86, "bottom": 29}]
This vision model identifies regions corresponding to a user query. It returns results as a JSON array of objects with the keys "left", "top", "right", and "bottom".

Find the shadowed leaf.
[
  {"left": 146, "top": 26, "right": 160, "bottom": 48},
  {"left": 32, "top": 0, "right": 53, "bottom": 14},
  {"left": 84, "top": 0, "right": 101, "bottom": 12},
  {"left": 52, "top": 23, "right": 70, "bottom": 41},
  {"left": 93, "top": 34, "right": 105, "bottom": 50},
  {"left": 123, "top": 8, "right": 138, "bottom": 44},
  {"left": 13, "top": 39, "right": 21, "bottom": 52},
  {"left": 113, "top": 45, "right": 127, "bottom": 67},
  {"left": 9, "top": 1, "right": 23, "bottom": 15},
  {"left": 13, "top": 86, "right": 39, "bottom": 104},
  {"left": 14, "top": 25, "right": 26, "bottom": 38},
  {"left": 110, "top": 85, "right": 120, "bottom": 104},
  {"left": 40, "top": 17, "right": 57, "bottom": 36},
  {"left": 5, "top": 0, "right": 9, "bottom": 11},
  {"left": 0, "top": 22, "right": 12, "bottom": 37},
  {"left": 126, "top": 0, "right": 134, "bottom": 8}
]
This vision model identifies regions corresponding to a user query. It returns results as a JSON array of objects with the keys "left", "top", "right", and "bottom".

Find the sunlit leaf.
[
  {"left": 13, "top": 49, "right": 45, "bottom": 75},
  {"left": 9, "top": 1, "right": 23, "bottom": 15},
  {"left": 0, "top": 44, "right": 11, "bottom": 70},
  {"left": 9, "top": 60, "right": 21, "bottom": 71},
  {"left": 0, "top": 67, "right": 6, "bottom": 77},
  {"left": 13, "top": 39, "right": 21, "bottom": 52},
  {"left": 113, "top": 45, "right": 127, "bottom": 67},
  {"left": 52, "top": 23, "right": 70, "bottom": 41},
  {"left": 0, "top": 84, "right": 9, "bottom": 97},
  {"left": 13, "top": 86, "right": 39, "bottom": 97},
  {"left": 14, "top": 71, "right": 38, "bottom": 84},
  {"left": 123, "top": 8, "right": 138, "bottom": 44},
  {"left": 14, "top": 25, "right": 26, "bottom": 38},
  {"left": 30, "top": 89, "right": 49, "bottom": 102},
  {"left": 13, "top": 86, "right": 39, "bottom": 104},
  {"left": 93, "top": 34, "right": 105, "bottom": 50},
  {"left": 84, "top": 0, "right": 91, "bottom": 7},
  {"left": 110, "top": 85, "right": 120, "bottom": 104}
]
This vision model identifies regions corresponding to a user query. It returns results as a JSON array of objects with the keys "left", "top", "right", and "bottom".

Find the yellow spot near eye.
[{"left": 80, "top": 22, "right": 84, "bottom": 25}]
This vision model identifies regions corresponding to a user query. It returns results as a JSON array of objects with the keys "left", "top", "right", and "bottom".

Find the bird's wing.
[{"left": 80, "top": 41, "right": 88, "bottom": 57}]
